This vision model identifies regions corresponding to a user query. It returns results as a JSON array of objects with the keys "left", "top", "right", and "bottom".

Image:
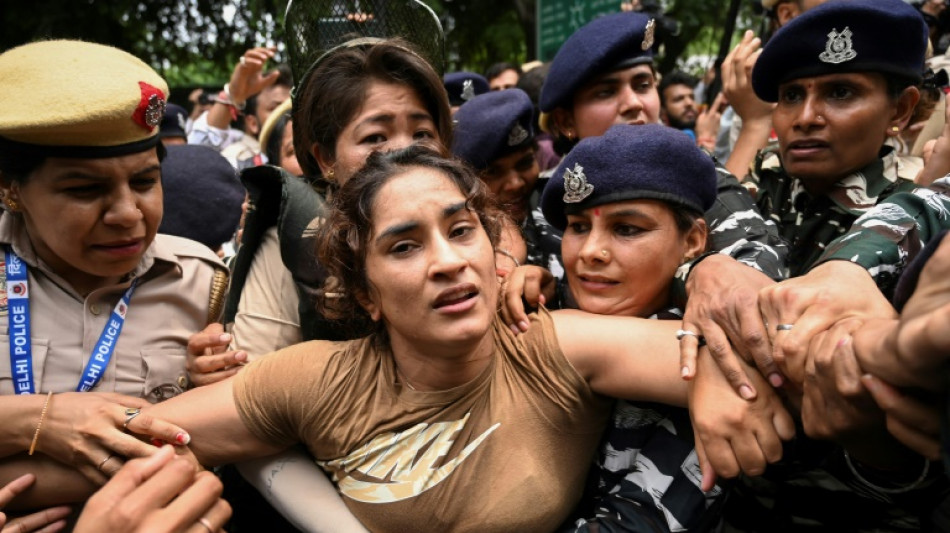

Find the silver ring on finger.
[
  {"left": 123, "top": 407, "right": 142, "bottom": 430},
  {"left": 97, "top": 455, "right": 115, "bottom": 472},
  {"left": 197, "top": 517, "right": 215, "bottom": 533},
  {"left": 776, "top": 324, "right": 794, "bottom": 332},
  {"left": 676, "top": 329, "right": 707, "bottom": 347}
]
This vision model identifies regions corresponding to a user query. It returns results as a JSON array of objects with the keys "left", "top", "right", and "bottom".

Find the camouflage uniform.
[
  {"left": 818, "top": 178, "right": 950, "bottom": 297},
  {"left": 748, "top": 145, "right": 918, "bottom": 278},
  {"left": 720, "top": 147, "right": 950, "bottom": 532}
]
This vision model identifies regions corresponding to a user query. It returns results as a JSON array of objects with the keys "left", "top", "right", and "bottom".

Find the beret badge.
[
  {"left": 642, "top": 19, "right": 656, "bottom": 51},
  {"left": 508, "top": 123, "right": 529, "bottom": 146},
  {"left": 133, "top": 81, "right": 167, "bottom": 131},
  {"left": 563, "top": 163, "right": 593, "bottom": 203},
  {"left": 461, "top": 79, "right": 476, "bottom": 102},
  {"left": 819, "top": 27, "right": 857, "bottom": 64}
]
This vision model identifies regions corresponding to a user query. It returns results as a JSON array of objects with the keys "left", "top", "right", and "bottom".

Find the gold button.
[
  {"left": 177, "top": 375, "right": 188, "bottom": 389},
  {"left": 90, "top": 304, "right": 101, "bottom": 315}
]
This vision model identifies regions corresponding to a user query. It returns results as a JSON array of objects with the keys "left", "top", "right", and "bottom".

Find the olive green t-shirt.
[{"left": 233, "top": 308, "right": 610, "bottom": 533}]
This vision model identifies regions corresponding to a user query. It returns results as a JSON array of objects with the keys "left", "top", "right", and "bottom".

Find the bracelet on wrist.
[
  {"left": 218, "top": 83, "right": 246, "bottom": 111},
  {"left": 29, "top": 391, "right": 53, "bottom": 456}
]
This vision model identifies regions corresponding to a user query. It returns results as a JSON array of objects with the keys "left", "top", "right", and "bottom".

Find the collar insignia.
[
  {"left": 642, "top": 19, "right": 656, "bottom": 51},
  {"left": 562, "top": 163, "right": 593, "bottom": 204},
  {"left": 461, "top": 79, "right": 476, "bottom": 101},
  {"left": 819, "top": 27, "right": 857, "bottom": 64},
  {"left": 508, "top": 123, "right": 529, "bottom": 146}
]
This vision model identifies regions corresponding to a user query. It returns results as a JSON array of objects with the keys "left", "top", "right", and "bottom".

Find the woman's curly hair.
[{"left": 315, "top": 145, "right": 505, "bottom": 331}]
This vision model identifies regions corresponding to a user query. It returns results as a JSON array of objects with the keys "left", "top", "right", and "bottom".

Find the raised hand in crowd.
[
  {"left": 721, "top": 30, "right": 775, "bottom": 180},
  {"left": 917, "top": 93, "right": 950, "bottom": 186},
  {"left": 0, "top": 473, "right": 71, "bottom": 533},
  {"left": 186, "top": 324, "right": 247, "bottom": 388},
  {"left": 206, "top": 46, "right": 280, "bottom": 131},
  {"left": 73, "top": 446, "right": 230, "bottom": 533},
  {"left": 694, "top": 92, "right": 728, "bottom": 153}
]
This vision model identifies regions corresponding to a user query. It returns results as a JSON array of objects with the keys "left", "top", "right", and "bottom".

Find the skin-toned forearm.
[
  {"left": 0, "top": 453, "right": 96, "bottom": 510},
  {"left": 237, "top": 449, "right": 370, "bottom": 533},
  {"left": 207, "top": 102, "right": 235, "bottom": 131},
  {"left": 553, "top": 311, "right": 688, "bottom": 406},
  {"left": 725, "top": 118, "right": 772, "bottom": 180},
  {"left": 143, "top": 378, "right": 284, "bottom": 467},
  {"left": 0, "top": 395, "right": 47, "bottom": 458}
]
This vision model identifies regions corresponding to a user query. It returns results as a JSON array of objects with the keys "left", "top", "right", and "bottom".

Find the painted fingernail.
[
  {"left": 235, "top": 351, "right": 248, "bottom": 362},
  {"left": 218, "top": 333, "right": 231, "bottom": 343},
  {"left": 739, "top": 385, "right": 756, "bottom": 400},
  {"left": 175, "top": 432, "right": 191, "bottom": 445},
  {"left": 152, "top": 438, "right": 164, "bottom": 447},
  {"left": 518, "top": 321, "right": 529, "bottom": 332},
  {"left": 681, "top": 366, "right": 691, "bottom": 378},
  {"left": 768, "top": 373, "right": 784, "bottom": 387},
  {"left": 509, "top": 324, "right": 520, "bottom": 335}
]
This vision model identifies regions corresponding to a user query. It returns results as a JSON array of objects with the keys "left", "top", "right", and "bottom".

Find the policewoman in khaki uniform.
[{"left": 0, "top": 40, "right": 228, "bottom": 508}]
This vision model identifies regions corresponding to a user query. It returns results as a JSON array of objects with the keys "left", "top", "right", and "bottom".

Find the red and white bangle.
[{"left": 217, "top": 83, "right": 246, "bottom": 111}]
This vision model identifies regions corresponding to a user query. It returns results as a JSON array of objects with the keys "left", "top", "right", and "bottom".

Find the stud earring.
[
  {"left": 4, "top": 198, "right": 19, "bottom": 212},
  {"left": 601, "top": 249, "right": 608, "bottom": 257},
  {"left": 326, "top": 168, "right": 335, "bottom": 181},
  {"left": 891, "top": 126, "right": 900, "bottom": 133}
]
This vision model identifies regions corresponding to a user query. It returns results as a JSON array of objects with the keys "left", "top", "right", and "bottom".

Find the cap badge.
[
  {"left": 133, "top": 82, "right": 167, "bottom": 131},
  {"left": 461, "top": 79, "right": 476, "bottom": 101},
  {"left": 508, "top": 123, "right": 529, "bottom": 146},
  {"left": 642, "top": 19, "right": 656, "bottom": 51},
  {"left": 819, "top": 27, "right": 857, "bottom": 64},
  {"left": 563, "top": 163, "right": 593, "bottom": 204}
]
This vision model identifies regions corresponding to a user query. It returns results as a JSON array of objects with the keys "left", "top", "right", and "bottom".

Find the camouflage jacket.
[
  {"left": 818, "top": 178, "right": 950, "bottom": 297},
  {"left": 748, "top": 145, "right": 918, "bottom": 278}
]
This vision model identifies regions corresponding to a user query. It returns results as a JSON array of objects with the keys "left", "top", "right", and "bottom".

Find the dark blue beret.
[
  {"left": 443, "top": 71, "right": 489, "bottom": 106},
  {"left": 159, "top": 103, "right": 188, "bottom": 139},
  {"left": 752, "top": 0, "right": 928, "bottom": 103},
  {"left": 540, "top": 12, "right": 655, "bottom": 113},
  {"left": 452, "top": 89, "right": 535, "bottom": 170},
  {"left": 541, "top": 124, "right": 716, "bottom": 231},
  {"left": 160, "top": 145, "right": 245, "bottom": 250}
]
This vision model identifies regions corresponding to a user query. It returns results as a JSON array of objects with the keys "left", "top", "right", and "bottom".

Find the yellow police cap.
[{"left": 0, "top": 40, "right": 169, "bottom": 156}]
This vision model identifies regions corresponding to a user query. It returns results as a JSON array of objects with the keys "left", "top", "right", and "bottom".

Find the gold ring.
[{"left": 197, "top": 517, "right": 214, "bottom": 533}]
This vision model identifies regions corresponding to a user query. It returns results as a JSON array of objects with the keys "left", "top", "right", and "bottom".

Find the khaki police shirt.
[
  {"left": 0, "top": 214, "right": 225, "bottom": 401},
  {"left": 229, "top": 226, "right": 302, "bottom": 358}
]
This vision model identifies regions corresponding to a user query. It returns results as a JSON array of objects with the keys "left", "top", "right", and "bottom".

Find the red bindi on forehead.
[{"left": 593, "top": 207, "right": 601, "bottom": 217}]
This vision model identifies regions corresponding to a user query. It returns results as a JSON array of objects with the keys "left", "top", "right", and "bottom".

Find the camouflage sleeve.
[
  {"left": 704, "top": 166, "right": 789, "bottom": 280},
  {"left": 816, "top": 179, "right": 950, "bottom": 296}
]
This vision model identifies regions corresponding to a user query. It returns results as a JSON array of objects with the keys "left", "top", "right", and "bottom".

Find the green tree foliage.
[{"left": 0, "top": 0, "right": 754, "bottom": 86}]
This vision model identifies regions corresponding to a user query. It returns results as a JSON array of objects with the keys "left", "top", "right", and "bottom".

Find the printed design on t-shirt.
[
  {"left": 318, "top": 412, "right": 499, "bottom": 503},
  {"left": 0, "top": 254, "right": 7, "bottom": 317}
]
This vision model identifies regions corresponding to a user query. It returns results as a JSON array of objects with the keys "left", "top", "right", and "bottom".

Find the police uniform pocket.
[
  {"left": 141, "top": 348, "right": 189, "bottom": 403},
  {"left": 0, "top": 335, "right": 50, "bottom": 395}
]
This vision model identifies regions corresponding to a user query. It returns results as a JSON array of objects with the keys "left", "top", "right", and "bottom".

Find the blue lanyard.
[{"left": 5, "top": 248, "right": 138, "bottom": 394}]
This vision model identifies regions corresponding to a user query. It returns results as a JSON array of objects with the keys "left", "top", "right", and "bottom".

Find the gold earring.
[
  {"left": 891, "top": 126, "right": 900, "bottom": 133},
  {"left": 5, "top": 198, "right": 19, "bottom": 212},
  {"left": 326, "top": 168, "right": 335, "bottom": 181}
]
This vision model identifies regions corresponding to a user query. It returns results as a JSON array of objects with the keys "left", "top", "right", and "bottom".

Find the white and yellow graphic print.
[{"left": 319, "top": 412, "right": 499, "bottom": 503}]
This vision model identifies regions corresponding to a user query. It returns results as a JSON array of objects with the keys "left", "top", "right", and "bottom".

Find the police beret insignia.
[
  {"left": 819, "top": 27, "right": 857, "bottom": 64},
  {"left": 642, "top": 19, "right": 656, "bottom": 51},
  {"left": 563, "top": 163, "right": 594, "bottom": 204},
  {"left": 508, "top": 123, "right": 529, "bottom": 146},
  {"left": 461, "top": 79, "right": 476, "bottom": 102}
]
